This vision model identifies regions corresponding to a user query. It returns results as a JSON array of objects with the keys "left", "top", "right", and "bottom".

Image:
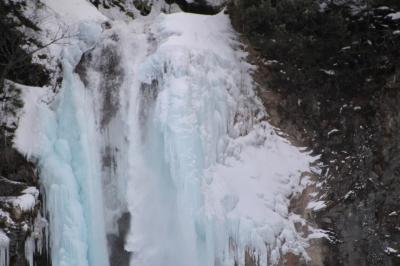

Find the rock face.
[
  {"left": 169, "top": 0, "right": 227, "bottom": 14},
  {"left": 0, "top": 132, "right": 49, "bottom": 266},
  {"left": 88, "top": 0, "right": 228, "bottom": 16},
  {"left": 108, "top": 213, "right": 131, "bottom": 266},
  {"left": 0, "top": 2, "right": 51, "bottom": 265},
  {"left": 229, "top": 0, "right": 400, "bottom": 265}
]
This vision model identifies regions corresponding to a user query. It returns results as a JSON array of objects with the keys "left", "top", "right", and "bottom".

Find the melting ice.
[{"left": 15, "top": 6, "right": 315, "bottom": 266}]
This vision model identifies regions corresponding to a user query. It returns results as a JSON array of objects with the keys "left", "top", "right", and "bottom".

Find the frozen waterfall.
[{"left": 15, "top": 8, "right": 315, "bottom": 266}]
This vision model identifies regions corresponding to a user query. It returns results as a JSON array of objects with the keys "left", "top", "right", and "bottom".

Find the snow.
[
  {"left": 328, "top": 128, "right": 340, "bottom": 136},
  {"left": 384, "top": 247, "right": 398, "bottom": 254},
  {"left": 42, "top": 0, "right": 107, "bottom": 23},
  {"left": 377, "top": 6, "right": 390, "bottom": 10},
  {"left": 11, "top": 187, "right": 40, "bottom": 212},
  {"left": 11, "top": 194, "right": 36, "bottom": 212},
  {"left": 14, "top": 3, "right": 319, "bottom": 266},
  {"left": 22, "top": 187, "right": 40, "bottom": 198},
  {"left": 0, "top": 186, "right": 39, "bottom": 212},
  {"left": 319, "top": 2, "right": 328, "bottom": 12},
  {"left": 307, "top": 228, "right": 332, "bottom": 242},
  {"left": 263, "top": 59, "right": 279, "bottom": 65},
  {"left": 321, "top": 69, "right": 336, "bottom": 76},
  {"left": 13, "top": 84, "right": 49, "bottom": 158},
  {"left": 307, "top": 201, "right": 326, "bottom": 211},
  {"left": 387, "top": 12, "right": 400, "bottom": 20},
  {"left": 344, "top": 190, "right": 355, "bottom": 200}
]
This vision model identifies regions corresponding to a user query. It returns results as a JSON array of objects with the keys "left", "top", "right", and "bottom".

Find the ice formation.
[
  {"left": 14, "top": 2, "right": 317, "bottom": 266},
  {"left": 16, "top": 21, "right": 109, "bottom": 266},
  {"left": 25, "top": 236, "right": 34, "bottom": 266},
  {"left": 123, "top": 13, "right": 315, "bottom": 266},
  {"left": 0, "top": 230, "right": 9, "bottom": 266}
]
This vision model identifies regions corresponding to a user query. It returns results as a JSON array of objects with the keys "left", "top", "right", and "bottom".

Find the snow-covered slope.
[{"left": 14, "top": 1, "right": 318, "bottom": 265}]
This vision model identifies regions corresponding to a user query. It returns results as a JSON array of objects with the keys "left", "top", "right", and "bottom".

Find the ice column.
[{"left": 0, "top": 230, "right": 9, "bottom": 266}]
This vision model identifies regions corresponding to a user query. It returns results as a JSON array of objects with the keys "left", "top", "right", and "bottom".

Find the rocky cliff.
[
  {"left": 0, "top": 1, "right": 52, "bottom": 265},
  {"left": 230, "top": 0, "right": 400, "bottom": 265}
]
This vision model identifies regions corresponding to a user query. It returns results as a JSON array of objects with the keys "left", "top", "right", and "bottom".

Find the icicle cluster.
[{"left": 0, "top": 230, "right": 9, "bottom": 266}]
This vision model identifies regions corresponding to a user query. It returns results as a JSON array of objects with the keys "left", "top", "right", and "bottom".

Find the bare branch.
[{"left": 8, "top": 32, "right": 69, "bottom": 68}]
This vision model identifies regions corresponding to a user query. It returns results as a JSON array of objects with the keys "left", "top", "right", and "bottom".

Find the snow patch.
[
  {"left": 11, "top": 194, "right": 36, "bottom": 212},
  {"left": 387, "top": 12, "right": 400, "bottom": 20},
  {"left": 307, "top": 201, "right": 326, "bottom": 211},
  {"left": 328, "top": 128, "right": 340, "bottom": 137},
  {"left": 42, "top": 0, "right": 107, "bottom": 23},
  {"left": 320, "top": 69, "right": 336, "bottom": 76},
  {"left": 344, "top": 190, "right": 356, "bottom": 200},
  {"left": 384, "top": 246, "right": 398, "bottom": 254}
]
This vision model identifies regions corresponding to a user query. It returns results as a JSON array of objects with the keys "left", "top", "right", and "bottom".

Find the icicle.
[
  {"left": 22, "top": 212, "right": 50, "bottom": 266},
  {"left": 25, "top": 236, "right": 35, "bottom": 266},
  {"left": 39, "top": 186, "right": 50, "bottom": 257},
  {"left": 0, "top": 230, "right": 9, "bottom": 266}
]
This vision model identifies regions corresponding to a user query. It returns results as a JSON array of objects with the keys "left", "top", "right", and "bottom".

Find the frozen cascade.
[
  {"left": 16, "top": 22, "right": 109, "bottom": 266},
  {"left": 14, "top": 5, "right": 317, "bottom": 266},
  {"left": 124, "top": 13, "right": 315, "bottom": 266}
]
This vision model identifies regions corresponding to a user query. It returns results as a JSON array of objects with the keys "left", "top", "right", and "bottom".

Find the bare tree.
[
  {"left": 0, "top": 5, "right": 67, "bottom": 148},
  {"left": 0, "top": 23, "right": 66, "bottom": 92}
]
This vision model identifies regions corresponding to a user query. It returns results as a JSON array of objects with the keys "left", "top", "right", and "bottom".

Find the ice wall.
[
  {"left": 124, "top": 12, "right": 315, "bottom": 266},
  {"left": 15, "top": 4, "right": 316, "bottom": 266},
  {"left": 15, "top": 22, "right": 109, "bottom": 266}
]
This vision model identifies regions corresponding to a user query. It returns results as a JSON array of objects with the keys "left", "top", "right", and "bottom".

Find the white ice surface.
[{"left": 42, "top": 0, "right": 107, "bottom": 23}]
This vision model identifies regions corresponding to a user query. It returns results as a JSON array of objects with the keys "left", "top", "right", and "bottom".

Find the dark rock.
[
  {"left": 167, "top": 0, "right": 227, "bottom": 14},
  {"left": 229, "top": 0, "right": 400, "bottom": 265},
  {"left": 108, "top": 212, "right": 131, "bottom": 266}
]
